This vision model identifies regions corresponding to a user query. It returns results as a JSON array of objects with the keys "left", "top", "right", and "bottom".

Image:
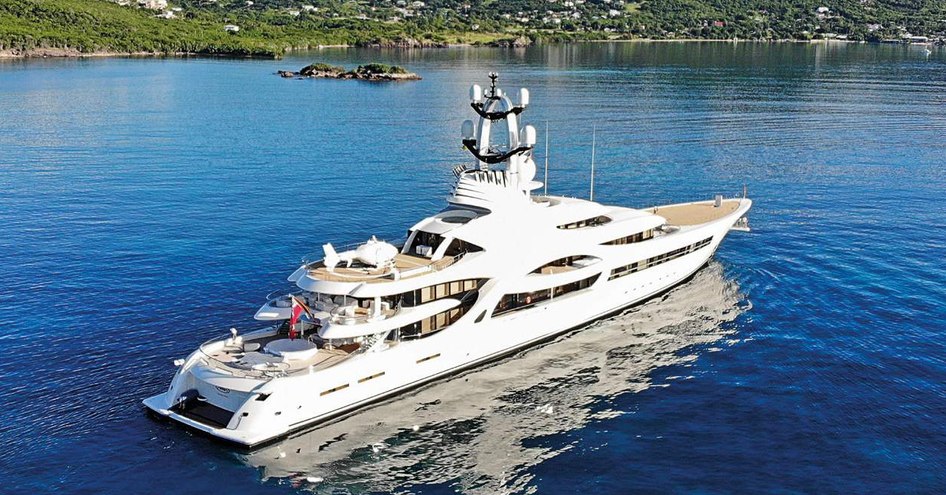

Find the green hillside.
[
  {"left": 1, "top": 0, "right": 943, "bottom": 57},
  {"left": 1, "top": 0, "right": 278, "bottom": 56},
  {"left": 628, "top": 0, "right": 946, "bottom": 40},
  {"left": 0, "top": 0, "right": 500, "bottom": 57}
]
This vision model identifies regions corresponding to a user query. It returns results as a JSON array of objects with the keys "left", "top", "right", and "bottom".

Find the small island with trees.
[{"left": 278, "top": 63, "right": 421, "bottom": 81}]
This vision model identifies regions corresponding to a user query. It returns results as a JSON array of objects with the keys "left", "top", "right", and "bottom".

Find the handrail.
[
  {"left": 196, "top": 331, "right": 283, "bottom": 380},
  {"left": 264, "top": 288, "right": 303, "bottom": 302},
  {"left": 304, "top": 250, "right": 471, "bottom": 284},
  {"left": 454, "top": 287, "right": 480, "bottom": 306},
  {"left": 260, "top": 292, "right": 335, "bottom": 314},
  {"left": 438, "top": 252, "right": 466, "bottom": 270},
  {"left": 329, "top": 302, "right": 399, "bottom": 325},
  {"left": 195, "top": 328, "right": 322, "bottom": 380},
  {"left": 299, "top": 242, "right": 363, "bottom": 266}
]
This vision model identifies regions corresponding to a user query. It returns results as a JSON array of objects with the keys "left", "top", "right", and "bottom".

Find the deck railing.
[
  {"left": 306, "top": 250, "right": 469, "bottom": 284},
  {"left": 195, "top": 329, "right": 321, "bottom": 380},
  {"left": 299, "top": 238, "right": 406, "bottom": 268},
  {"left": 329, "top": 304, "right": 399, "bottom": 325}
]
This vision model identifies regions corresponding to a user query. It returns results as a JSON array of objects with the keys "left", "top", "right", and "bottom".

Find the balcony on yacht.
[
  {"left": 530, "top": 255, "right": 600, "bottom": 275},
  {"left": 328, "top": 300, "right": 398, "bottom": 325}
]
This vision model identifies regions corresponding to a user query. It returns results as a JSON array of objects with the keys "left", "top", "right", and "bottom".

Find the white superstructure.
[
  {"left": 143, "top": 74, "right": 752, "bottom": 448},
  {"left": 243, "top": 263, "right": 747, "bottom": 490}
]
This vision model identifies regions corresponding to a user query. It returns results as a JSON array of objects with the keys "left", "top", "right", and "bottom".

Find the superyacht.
[{"left": 143, "top": 74, "right": 752, "bottom": 448}]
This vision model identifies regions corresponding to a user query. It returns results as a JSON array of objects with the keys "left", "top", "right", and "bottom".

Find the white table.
[{"left": 265, "top": 338, "right": 319, "bottom": 361}]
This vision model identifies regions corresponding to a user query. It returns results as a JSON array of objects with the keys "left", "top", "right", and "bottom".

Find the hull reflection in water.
[{"left": 238, "top": 262, "right": 750, "bottom": 492}]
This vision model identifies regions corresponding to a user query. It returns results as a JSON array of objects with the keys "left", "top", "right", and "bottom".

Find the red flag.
[
  {"left": 288, "top": 295, "right": 312, "bottom": 340},
  {"left": 289, "top": 304, "right": 303, "bottom": 340}
]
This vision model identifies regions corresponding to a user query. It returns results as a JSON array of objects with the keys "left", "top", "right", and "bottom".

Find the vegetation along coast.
[{"left": 1, "top": 0, "right": 943, "bottom": 58}]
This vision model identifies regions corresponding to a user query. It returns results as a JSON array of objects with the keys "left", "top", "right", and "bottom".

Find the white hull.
[
  {"left": 243, "top": 261, "right": 746, "bottom": 488},
  {"left": 143, "top": 199, "right": 749, "bottom": 448}
]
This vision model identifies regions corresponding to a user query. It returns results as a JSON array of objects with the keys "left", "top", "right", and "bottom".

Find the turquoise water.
[{"left": 1, "top": 43, "right": 945, "bottom": 493}]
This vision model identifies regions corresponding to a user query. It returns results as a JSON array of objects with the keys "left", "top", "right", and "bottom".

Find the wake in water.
[{"left": 238, "top": 261, "right": 751, "bottom": 493}]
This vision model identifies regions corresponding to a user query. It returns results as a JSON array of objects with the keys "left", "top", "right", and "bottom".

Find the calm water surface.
[{"left": 1, "top": 42, "right": 945, "bottom": 494}]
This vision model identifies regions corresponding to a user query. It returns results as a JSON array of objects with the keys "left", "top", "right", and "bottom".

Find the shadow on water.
[{"left": 237, "top": 261, "right": 750, "bottom": 493}]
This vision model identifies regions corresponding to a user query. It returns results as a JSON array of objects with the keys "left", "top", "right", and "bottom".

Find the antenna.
[
  {"left": 544, "top": 121, "right": 549, "bottom": 196},
  {"left": 590, "top": 125, "right": 596, "bottom": 202}
]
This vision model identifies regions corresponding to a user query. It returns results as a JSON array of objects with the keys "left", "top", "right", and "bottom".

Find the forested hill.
[{"left": 1, "top": 0, "right": 943, "bottom": 58}]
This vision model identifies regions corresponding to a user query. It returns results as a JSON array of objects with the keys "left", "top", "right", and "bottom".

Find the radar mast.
[{"left": 459, "top": 73, "right": 539, "bottom": 195}]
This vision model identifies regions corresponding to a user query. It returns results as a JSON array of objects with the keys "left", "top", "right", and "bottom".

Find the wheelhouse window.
[
  {"left": 602, "top": 229, "right": 654, "bottom": 245},
  {"left": 556, "top": 215, "right": 612, "bottom": 230},
  {"left": 609, "top": 236, "right": 712, "bottom": 280},
  {"left": 443, "top": 238, "right": 484, "bottom": 257},
  {"left": 493, "top": 274, "right": 600, "bottom": 317},
  {"left": 407, "top": 230, "right": 446, "bottom": 257}
]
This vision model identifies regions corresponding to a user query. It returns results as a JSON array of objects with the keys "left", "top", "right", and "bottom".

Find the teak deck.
[
  {"left": 307, "top": 253, "right": 456, "bottom": 283},
  {"left": 207, "top": 334, "right": 354, "bottom": 376},
  {"left": 653, "top": 200, "right": 740, "bottom": 226}
]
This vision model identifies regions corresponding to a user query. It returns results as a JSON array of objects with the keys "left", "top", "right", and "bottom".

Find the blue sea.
[{"left": 1, "top": 42, "right": 945, "bottom": 494}]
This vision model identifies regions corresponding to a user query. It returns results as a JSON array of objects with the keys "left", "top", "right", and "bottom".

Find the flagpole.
[
  {"left": 298, "top": 295, "right": 303, "bottom": 339},
  {"left": 590, "top": 125, "right": 596, "bottom": 202},
  {"left": 544, "top": 121, "right": 549, "bottom": 196},
  {"left": 289, "top": 294, "right": 295, "bottom": 340}
]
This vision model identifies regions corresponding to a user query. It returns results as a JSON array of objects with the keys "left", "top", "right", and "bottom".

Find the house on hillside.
[{"left": 139, "top": 0, "right": 168, "bottom": 10}]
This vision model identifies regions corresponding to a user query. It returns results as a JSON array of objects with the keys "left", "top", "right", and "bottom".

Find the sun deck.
[
  {"left": 306, "top": 252, "right": 459, "bottom": 283},
  {"left": 202, "top": 332, "right": 361, "bottom": 378},
  {"left": 652, "top": 199, "right": 741, "bottom": 226}
]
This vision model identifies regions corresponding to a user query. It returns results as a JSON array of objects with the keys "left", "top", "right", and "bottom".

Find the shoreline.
[
  {"left": 0, "top": 48, "right": 269, "bottom": 59},
  {"left": 0, "top": 38, "right": 934, "bottom": 60},
  {"left": 582, "top": 38, "right": 860, "bottom": 43}
]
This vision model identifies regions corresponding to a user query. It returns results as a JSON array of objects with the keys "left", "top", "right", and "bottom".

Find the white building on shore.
[{"left": 138, "top": 0, "right": 167, "bottom": 10}]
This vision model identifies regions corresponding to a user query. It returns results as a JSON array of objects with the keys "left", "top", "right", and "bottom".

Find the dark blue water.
[{"left": 2, "top": 43, "right": 945, "bottom": 494}]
